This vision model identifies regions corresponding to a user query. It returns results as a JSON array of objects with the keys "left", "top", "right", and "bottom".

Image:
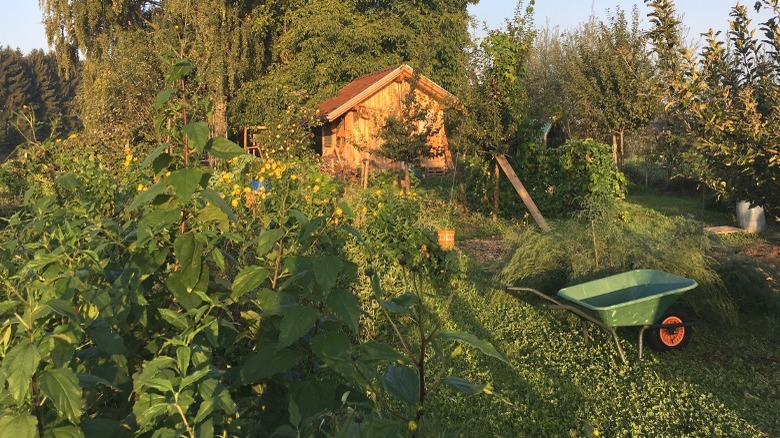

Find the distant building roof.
[{"left": 316, "top": 64, "right": 455, "bottom": 122}]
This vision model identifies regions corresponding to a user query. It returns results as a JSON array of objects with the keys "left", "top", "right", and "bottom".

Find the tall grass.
[{"left": 500, "top": 202, "right": 741, "bottom": 325}]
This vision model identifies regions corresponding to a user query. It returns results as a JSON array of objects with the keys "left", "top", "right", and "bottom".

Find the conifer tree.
[{"left": 0, "top": 47, "right": 33, "bottom": 151}]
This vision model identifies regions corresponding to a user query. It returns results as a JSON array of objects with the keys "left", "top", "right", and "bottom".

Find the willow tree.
[
  {"left": 39, "top": 0, "right": 265, "bottom": 142},
  {"left": 230, "top": 0, "right": 475, "bottom": 133}
]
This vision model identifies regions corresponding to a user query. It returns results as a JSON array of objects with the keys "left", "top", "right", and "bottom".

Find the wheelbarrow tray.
[{"left": 556, "top": 269, "right": 698, "bottom": 327}]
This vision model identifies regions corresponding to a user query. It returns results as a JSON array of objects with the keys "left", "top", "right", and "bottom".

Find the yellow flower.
[
  {"left": 243, "top": 187, "right": 251, "bottom": 193},
  {"left": 312, "top": 185, "right": 320, "bottom": 193},
  {"left": 233, "top": 184, "right": 241, "bottom": 191},
  {"left": 593, "top": 429, "right": 600, "bottom": 437},
  {"left": 290, "top": 174, "right": 297, "bottom": 181},
  {"left": 361, "top": 206, "right": 367, "bottom": 214},
  {"left": 276, "top": 124, "right": 282, "bottom": 129},
  {"left": 136, "top": 184, "right": 145, "bottom": 191},
  {"left": 377, "top": 202, "right": 383, "bottom": 208},
  {"left": 335, "top": 207, "right": 343, "bottom": 216},
  {"left": 221, "top": 173, "right": 231, "bottom": 182},
  {"left": 231, "top": 198, "right": 239, "bottom": 208},
  {"left": 68, "top": 133, "right": 78, "bottom": 140},
  {"left": 165, "top": 171, "right": 171, "bottom": 177},
  {"left": 375, "top": 189, "right": 382, "bottom": 196},
  {"left": 407, "top": 421, "right": 417, "bottom": 432}
]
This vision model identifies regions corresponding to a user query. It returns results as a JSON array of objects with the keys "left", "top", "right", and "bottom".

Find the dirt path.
[{"left": 738, "top": 241, "right": 780, "bottom": 294}]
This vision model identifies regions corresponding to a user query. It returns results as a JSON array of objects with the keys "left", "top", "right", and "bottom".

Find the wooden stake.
[{"left": 495, "top": 155, "right": 551, "bottom": 233}]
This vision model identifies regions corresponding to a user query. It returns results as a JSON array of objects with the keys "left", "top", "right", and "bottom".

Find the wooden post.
[
  {"left": 362, "top": 158, "right": 370, "bottom": 189},
  {"left": 495, "top": 155, "right": 551, "bottom": 233}
]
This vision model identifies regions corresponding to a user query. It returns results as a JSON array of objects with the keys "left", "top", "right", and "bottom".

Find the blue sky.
[{"left": 0, "top": 1, "right": 771, "bottom": 53}]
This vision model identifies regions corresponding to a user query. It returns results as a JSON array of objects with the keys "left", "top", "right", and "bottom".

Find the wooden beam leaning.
[{"left": 496, "top": 154, "right": 551, "bottom": 233}]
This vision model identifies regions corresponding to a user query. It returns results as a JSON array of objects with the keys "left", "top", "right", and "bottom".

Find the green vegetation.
[{"left": 0, "top": 0, "right": 778, "bottom": 436}]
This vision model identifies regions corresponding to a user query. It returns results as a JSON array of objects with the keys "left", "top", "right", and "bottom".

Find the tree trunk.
[
  {"left": 619, "top": 129, "right": 625, "bottom": 170},
  {"left": 212, "top": 94, "right": 228, "bottom": 139},
  {"left": 492, "top": 158, "right": 500, "bottom": 222},
  {"left": 612, "top": 133, "right": 619, "bottom": 167},
  {"left": 403, "top": 162, "right": 411, "bottom": 194}
]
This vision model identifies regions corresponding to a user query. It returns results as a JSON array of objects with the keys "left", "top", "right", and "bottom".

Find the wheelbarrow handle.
[
  {"left": 505, "top": 286, "right": 568, "bottom": 308},
  {"left": 504, "top": 286, "right": 628, "bottom": 364}
]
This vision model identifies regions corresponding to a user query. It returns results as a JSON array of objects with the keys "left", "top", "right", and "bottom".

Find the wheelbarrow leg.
[
  {"left": 638, "top": 326, "right": 649, "bottom": 360},
  {"left": 581, "top": 319, "right": 590, "bottom": 345},
  {"left": 609, "top": 328, "right": 627, "bottom": 365}
]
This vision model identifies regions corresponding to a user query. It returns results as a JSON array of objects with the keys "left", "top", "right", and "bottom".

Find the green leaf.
[
  {"left": 438, "top": 332, "right": 508, "bottom": 363},
  {"left": 239, "top": 346, "right": 303, "bottom": 385},
  {"left": 180, "top": 368, "right": 209, "bottom": 391},
  {"left": 167, "top": 60, "right": 192, "bottom": 83},
  {"left": 197, "top": 204, "right": 229, "bottom": 232},
  {"left": 1, "top": 340, "right": 41, "bottom": 405},
  {"left": 231, "top": 266, "right": 270, "bottom": 301},
  {"left": 133, "top": 392, "right": 170, "bottom": 431},
  {"left": 205, "top": 137, "right": 245, "bottom": 160},
  {"left": 158, "top": 308, "right": 189, "bottom": 330},
  {"left": 77, "top": 374, "right": 114, "bottom": 390},
  {"left": 257, "top": 228, "right": 285, "bottom": 255},
  {"left": 0, "top": 414, "right": 37, "bottom": 438},
  {"left": 39, "top": 367, "right": 83, "bottom": 424},
  {"left": 392, "top": 292, "right": 419, "bottom": 308},
  {"left": 357, "top": 341, "right": 407, "bottom": 364},
  {"left": 168, "top": 168, "right": 204, "bottom": 204},
  {"left": 176, "top": 346, "right": 191, "bottom": 374},
  {"left": 134, "top": 357, "right": 176, "bottom": 392},
  {"left": 310, "top": 333, "right": 356, "bottom": 382},
  {"left": 50, "top": 425, "right": 85, "bottom": 438},
  {"left": 381, "top": 365, "right": 419, "bottom": 405},
  {"left": 256, "top": 288, "right": 293, "bottom": 315},
  {"left": 442, "top": 376, "right": 486, "bottom": 395},
  {"left": 202, "top": 189, "right": 237, "bottom": 222},
  {"left": 126, "top": 180, "right": 166, "bottom": 213},
  {"left": 325, "top": 289, "right": 363, "bottom": 333},
  {"left": 313, "top": 256, "right": 341, "bottom": 296},
  {"left": 370, "top": 273, "right": 383, "bottom": 298},
  {"left": 154, "top": 89, "right": 177, "bottom": 108},
  {"left": 56, "top": 173, "right": 82, "bottom": 191},
  {"left": 166, "top": 270, "right": 204, "bottom": 311},
  {"left": 379, "top": 299, "right": 412, "bottom": 314},
  {"left": 278, "top": 306, "right": 320, "bottom": 349},
  {"left": 89, "top": 324, "right": 127, "bottom": 356},
  {"left": 310, "top": 332, "right": 352, "bottom": 364},
  {"left": 174, "top": 233, "right": 197, "bottom": 268},
  {"left": 183, "top": 121, "right": 209, "bottom": 151},
  {"left": 211, "top": 248, "right": 225, "bottom": 271},
  {"left": 0, "top": 301, "right": 19, "bottom": 315},
  {"left": 141, "top": 144, "right": 169, "bottom": 168}
]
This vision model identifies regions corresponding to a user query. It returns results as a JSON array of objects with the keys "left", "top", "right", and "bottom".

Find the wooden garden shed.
[{"left": 316, "top": 64, "right": 456, "bottom": 172}]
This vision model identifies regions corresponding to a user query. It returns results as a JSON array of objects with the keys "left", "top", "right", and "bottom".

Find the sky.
[{"left": 0, "top": 0, "right": 772, "bottom": 54}]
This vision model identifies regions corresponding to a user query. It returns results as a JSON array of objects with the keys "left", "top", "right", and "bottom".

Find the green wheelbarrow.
[{"left": 505, "top": 269, "right": 699, "bottom": 364}]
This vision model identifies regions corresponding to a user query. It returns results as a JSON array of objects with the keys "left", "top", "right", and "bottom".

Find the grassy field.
[
  {"left": 414, "top": 182, "right": 779, "bottom": 437},
  {"left": 625, "top": 183, "right": 733, "bottom": 227}
]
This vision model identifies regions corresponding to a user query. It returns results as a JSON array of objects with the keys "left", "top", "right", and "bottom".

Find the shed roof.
[{"left": 316, "top": 64, "right": 455, "bottom": 122}]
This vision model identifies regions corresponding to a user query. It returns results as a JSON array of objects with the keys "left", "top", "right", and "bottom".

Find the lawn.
[
  {"left": 415, "top": 183, "right": 779, "bottom": 437},
  {"left": 625, "top": 183, "right": 733, "bottom": 227}
]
